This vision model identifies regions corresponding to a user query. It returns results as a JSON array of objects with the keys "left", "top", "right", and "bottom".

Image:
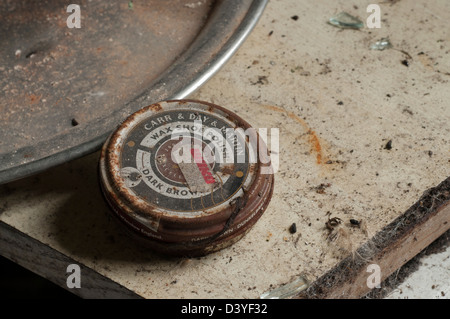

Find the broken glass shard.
[
  {"left": 260, "top": 276, "right": 309, "bottom": 299},
  {"left": 328, "top": 12, "right": 364, "bottom": 29},
  {"left": 370, "top": 37, "right": 393, "bottom": 50}
]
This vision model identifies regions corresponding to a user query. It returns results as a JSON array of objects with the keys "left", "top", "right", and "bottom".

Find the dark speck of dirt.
[
  {"left": 71, "top": 118, "right": 79, "bottom": 127},
  {"left": 289, "top": 223, "right": 297, "bottom": 234},
  {"left": 384, "top": 140, "right": 393, "bottom": 150},
  {"left": 315, "top": 183, "right": 331, "bottom": 194},
  {"left": 252, "top": 76, "right": 269, "bottom": 85},
  {"left": 401, "top": 59, "right": 410, "bottom": 67},
  {"left": 337, "top": 101, "right": 344, "bottom": 105},
  {"left": 291, "top": 15, "right": 299, "bottom": 21},
  {"left": 268, "top": 30, "right": 273, "bottom": 36},
  {"left": 350, "top": 219, "right": 360, "bottom": 227},
  {"left": 402, "top": 107, "right": 414, "bottom": 116}
]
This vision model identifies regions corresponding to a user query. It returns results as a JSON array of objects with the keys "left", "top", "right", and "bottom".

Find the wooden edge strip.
[
  {"left": 298, "top": 176, "right": 450, "bottom": 299},
  {"left": 0, "top": 221, "right": 141, "bottom": 299}
]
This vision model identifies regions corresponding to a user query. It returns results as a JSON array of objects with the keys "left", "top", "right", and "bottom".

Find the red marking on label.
[{"left": 191, "top": 148, "right": 215, "bottom": 184}]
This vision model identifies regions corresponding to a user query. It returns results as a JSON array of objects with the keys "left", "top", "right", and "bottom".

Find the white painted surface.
[{"left": 386, "top": 245, "right": 450, "bottom": 299}]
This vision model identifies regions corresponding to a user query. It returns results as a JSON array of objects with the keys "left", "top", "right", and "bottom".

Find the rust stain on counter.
[{"left": 263, "top": 104, "right": 326, "bottom": 165}]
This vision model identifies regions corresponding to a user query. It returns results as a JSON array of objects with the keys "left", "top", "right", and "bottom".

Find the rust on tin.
[{"left": 99, "top": 100, "right": 274, "bottom": 256}]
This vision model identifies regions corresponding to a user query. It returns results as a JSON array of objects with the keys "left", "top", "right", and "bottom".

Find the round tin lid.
[{"left": 99, "top": 100, "right": 274, "bottom": 256}]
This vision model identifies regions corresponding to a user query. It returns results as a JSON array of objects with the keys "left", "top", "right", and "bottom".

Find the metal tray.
[{"left": 0, "top": 0, "right": 267, "bottom": 184}]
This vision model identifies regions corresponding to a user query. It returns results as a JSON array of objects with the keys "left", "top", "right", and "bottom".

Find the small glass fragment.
[
  {"left": 328, "top": 12, "right": 364, "bottom": 29},
  {"left": 370, "top": 37, "right": 393, "bottom": 51},
  {"left": 260, "top": 276, "right": 309, "bottom": 299}
]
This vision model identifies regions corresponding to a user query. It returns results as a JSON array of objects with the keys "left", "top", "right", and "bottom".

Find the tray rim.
[{"left": 0, "top": 0, "right": 269, "bottom": 184}]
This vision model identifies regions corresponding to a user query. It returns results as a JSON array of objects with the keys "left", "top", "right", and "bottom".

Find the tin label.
[
  {"left": 177, "top": 148, "right": 216, "bottom": 193},
  {"left": 119, "top": 110, "right": 251, "bottom": 212}
]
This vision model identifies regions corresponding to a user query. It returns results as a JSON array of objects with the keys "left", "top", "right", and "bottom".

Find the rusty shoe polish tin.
[{"left": 99, "top": 100, "right": 274, "bottom": 256}]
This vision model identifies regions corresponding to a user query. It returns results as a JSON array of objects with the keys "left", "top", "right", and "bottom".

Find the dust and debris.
[
  {"left": 325, "top": 215, "right": 342, "bottom": 235},
  {"left": 251, "top": 75, "right": 269, "bottom": 85},
  {"left": 293, "top": 233, "right": 302, "bottom": 248},
  {"left": 384, "top": 140, "right": 393, "bottom": 150},
  {"left": 398, "top": 49, "right": 413, "bottom": 60},
  {"left": 289, "top": 223, "right": 297, "bottom": 234},
  {"left": 303, "top": 179, "right": 450, "bottom": 299},
  {"left": 402, "top": 107, "right": 414, "bottom": 116},
  {"left": 323, "top": 212, "right": 370, "bottom": 256},
  {"left": 368, "top": 37, "right": 415, "bottom": 68},
  {"left": 314, "top": 183, "right": 331, "bottom": 194},
  {"left": 290, "top": 66, "right": 310, "bottom": 76},
  {"left": 317, "top": 58, "right": 332, "bottom": 75},
  {"left": 327, "top": 223, "right": 353, "bottom": 254}
]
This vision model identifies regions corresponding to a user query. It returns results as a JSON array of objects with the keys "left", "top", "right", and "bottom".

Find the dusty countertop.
[{"left": 0, "top": 0, "right": 449, "bottom": 299}]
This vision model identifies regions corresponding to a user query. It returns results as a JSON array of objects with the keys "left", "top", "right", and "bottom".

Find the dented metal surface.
[{"left": 99, "top": 100, "right": 274, "bottom": 256}]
